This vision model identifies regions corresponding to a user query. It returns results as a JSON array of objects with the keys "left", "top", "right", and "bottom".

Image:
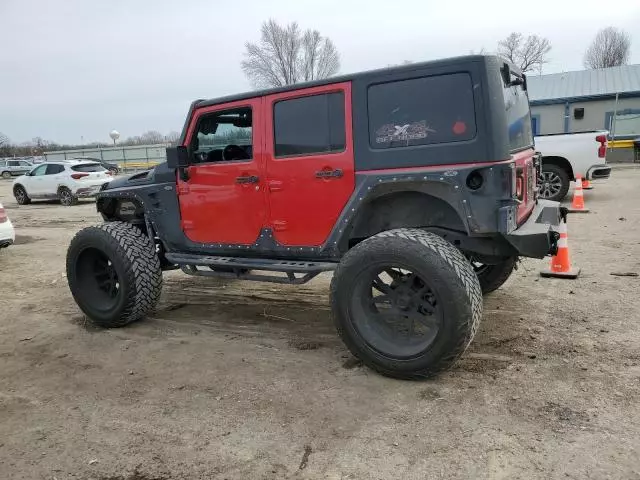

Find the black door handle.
[
  {"left": 236, "top": 175, "right": 259, "bottom": 184},
  {"left": 315, "top": 169, "right": 343, "bottom": 179}
]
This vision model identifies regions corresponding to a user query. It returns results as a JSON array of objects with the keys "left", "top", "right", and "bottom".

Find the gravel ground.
[{"left": 0, "top": 169, "right": 639, "bottom": 480}]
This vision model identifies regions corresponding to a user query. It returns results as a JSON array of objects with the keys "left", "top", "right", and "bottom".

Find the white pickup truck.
[{"left": 534, "top": 130, "right": 611, "bottom": 201}]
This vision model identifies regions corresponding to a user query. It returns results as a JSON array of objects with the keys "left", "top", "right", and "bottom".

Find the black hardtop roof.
[{"left": 196, "top": 54, "right": 517, "bottom": 108}]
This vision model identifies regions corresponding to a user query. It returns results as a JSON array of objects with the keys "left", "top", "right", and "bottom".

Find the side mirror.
[
  {"left": 166, "top": 146, "right": 190, "bottom": 181},
  {"left": 166, "top": 146, "right": 189, "bottom": 169}
]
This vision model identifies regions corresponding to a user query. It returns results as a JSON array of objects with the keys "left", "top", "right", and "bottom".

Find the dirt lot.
[{"left": 1, "top": 169, "right": 639, "bottom": 480}]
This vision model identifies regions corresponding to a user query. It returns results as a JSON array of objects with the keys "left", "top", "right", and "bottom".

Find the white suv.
[{"left": 12, "top": 160, "right": 114, "bottom": 206}]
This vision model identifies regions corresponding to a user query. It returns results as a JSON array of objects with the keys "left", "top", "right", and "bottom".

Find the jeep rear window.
[
  {"left": 368, "top": 73, "right": 476, "bottom": 149},
  {"left": 72, "top": 163, "right": 105, "bottom": 172},
  {"left": 274, "top": 92, "right": 345, "bottom": 157},
  {"left": 503, "top": 80, "right": 534, "bottom": 151}
]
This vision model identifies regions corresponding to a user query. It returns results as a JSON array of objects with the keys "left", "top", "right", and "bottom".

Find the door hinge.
[{"left": 272, "top": 220, "right": 287, "bottom": 231}]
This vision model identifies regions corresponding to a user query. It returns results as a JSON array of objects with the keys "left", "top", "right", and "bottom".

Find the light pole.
[{"left": 109, "top": 130, "right": 120, "bottom": 146}]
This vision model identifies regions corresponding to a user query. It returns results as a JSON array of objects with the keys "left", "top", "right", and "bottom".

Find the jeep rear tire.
[
  {"left": 539, "top": 164, "right": 570, "bottom": 202},
  {"left": 66, "top": 222, "right": 162, "bottom": 328},
  {"left": 330, "top": 228, "right": 482, "bottom": 379},
  {"left": 471, "top": 256, "right": 517, "bottom": 295}
]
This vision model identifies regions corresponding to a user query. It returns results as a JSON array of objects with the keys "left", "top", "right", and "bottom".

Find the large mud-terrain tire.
[
  {"left": 539, "top": 164, "right": 570, "bottom": 202},
  {"left": 331, "top": 228, "right": 482, "bottom": 379},
  {"left": 66, "top": 222, "right": 162, "bottom": 328},
  {"left": 471, "top": 257, "right": 517, "bottom": 295}
]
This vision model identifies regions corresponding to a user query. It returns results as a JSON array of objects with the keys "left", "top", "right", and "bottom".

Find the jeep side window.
[
  {"left": 192, "top": 107, "right": 252, "bottom": 163},
  {"left": 273, "top": 92, "right": 345, "bottom": 157},
  {"left": 368, "top": 73, "right": 476, "bottom": 149}
]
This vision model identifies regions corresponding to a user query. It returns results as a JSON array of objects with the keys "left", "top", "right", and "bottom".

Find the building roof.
[{"left": 527, "top": 64, "right": 640, "bottom": 104}]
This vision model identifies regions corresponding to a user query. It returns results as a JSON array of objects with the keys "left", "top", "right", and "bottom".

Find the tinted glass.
[
  {"left": 72, "top": 163, "right": 105, "bottom": 172},
  {"left": 274, "top": 92, "right": 345, "bottom": 157},
  {"left": 8, "top": 161, "right": 18, "bottom": 166},
  {"left": 46, "top": 164, "right": 65, "bottom": 174},
  {"left": 31, "top": 165, "right": 47, "bottom": 176},
  {"left": 19, "top": 161, "right": 31, "bottom": 166},
  {"left": 193, "top": 107, "right": 252, "bottom": 162},
  {"left": 503, "top": 80, "right": 534, "bottom": 151},
  {"left": 368, "top": 73, "right": 476, "bottom": 149}
]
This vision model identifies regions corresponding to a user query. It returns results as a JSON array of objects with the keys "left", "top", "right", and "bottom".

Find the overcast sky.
[{"left": 1, "top": 0, "right": 639, "bottom": 144}]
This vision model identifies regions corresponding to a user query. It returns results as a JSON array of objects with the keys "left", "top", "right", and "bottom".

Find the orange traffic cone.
[
  {"left": 540, "top": 219, "right": 580, "bottom": 279},
  {"left": 568, "top": 176, "right": 589, "bottom": 213},
  {"left": 582, "top": 178, "right": 593, "bottom": 190}
]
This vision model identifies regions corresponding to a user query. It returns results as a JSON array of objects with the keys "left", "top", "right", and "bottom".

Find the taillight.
[
  {"left": 596, "top": 134, "right": 607, "bottom": 159},
  {"left": 71, "top": 173, "right": 90, "bottom": 180},
  {"left": 0, "top": 206, "right": 7, "bottom": 224},
  {"left": 516, "top": 177, "right": 523, "bottom": 198}
]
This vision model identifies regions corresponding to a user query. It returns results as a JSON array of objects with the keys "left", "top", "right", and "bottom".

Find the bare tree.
[
  {"left": 242, "top": 19, "right": 340, "bottom": 88},
  {"left": 584, "top": 27, "right": 631, "bottom": 69},
  {"left": 498, "top": 33, "right": 551, "bottom": 73},
  {"left": 165, "top": 131, "right": 181, "bottom": 145},
  {"left": 0, "top": 133, "right": 10, "bottom": 157}
]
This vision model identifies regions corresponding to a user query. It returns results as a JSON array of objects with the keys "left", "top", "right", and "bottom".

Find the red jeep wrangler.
[{"left": 66, "top": 55, "right": 562, "bottom": 379}]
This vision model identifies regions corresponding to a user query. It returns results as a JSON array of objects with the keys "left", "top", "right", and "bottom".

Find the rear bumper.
[
  {"left": 503, "top": 200, "right": 564, "bottom": 259},
  {"left": 587, "top": 164, "right": 611, "bottom": 180},
  {"left": 0, "top": 219, "right": 15, "bottom": 248}
]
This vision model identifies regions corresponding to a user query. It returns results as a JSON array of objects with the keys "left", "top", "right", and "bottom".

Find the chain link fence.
[{"left": 43, "top": 144, "right": 168, "bottom": 173}]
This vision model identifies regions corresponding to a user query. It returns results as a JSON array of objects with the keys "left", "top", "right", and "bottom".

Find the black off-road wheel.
[
  {"left": 58, "top": 187, "right": 78, "bottom": 206},
  {"left": 13, "top": 185, "right": 31, "bottom": 205},
  {"left": 539, "top": 164, "right": 570, "bottom": 202},
  {"left": 470, "top": 257, "right": 518, "bottom": 295},
  {"left": 331, "top": 228, "right": 482, "bottom": 380},
  {"left": 66, "top": 222, "right": 163, "bottom": 328}
]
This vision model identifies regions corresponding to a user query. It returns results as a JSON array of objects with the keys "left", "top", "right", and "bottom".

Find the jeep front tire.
[
  {"left": 330, "top": 228, "right": 482, "bottom": 379},
  {"left": 66, "top": 222, "right": 162, "bottom": 328}
]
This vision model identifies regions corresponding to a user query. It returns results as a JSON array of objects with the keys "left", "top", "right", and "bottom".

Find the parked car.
[
  {"left": 13, "top": 160, "right": 114, "bottom": 206},
  {"left": 0, "top": 202, "right": 15, "bottom": 249},
  {"left": 1, "top": 159, "right": 34, "bottom": 179},
  {"left": 65, "top": 55, "right": 563, "bottom": 379},
  {"left": 71, "top": 156, "right": 120, "bottom": 175},
  {"left": 534, "top": 131, "right": 611, "bottom": 201}
]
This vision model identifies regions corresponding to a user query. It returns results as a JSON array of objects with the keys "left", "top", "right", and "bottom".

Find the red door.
[
  {"left": 264, "top": 83, "right": 355, "bottom": 246},
  {"left": 177, "top": 98, "right": 267, "bottom": 245}
]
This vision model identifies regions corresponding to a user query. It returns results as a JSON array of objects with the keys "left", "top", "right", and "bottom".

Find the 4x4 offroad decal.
[{"left": 375, "top": 121, "right": 436, "bottom": 144}]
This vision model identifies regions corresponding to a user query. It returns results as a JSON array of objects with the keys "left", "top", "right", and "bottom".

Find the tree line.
[{"left": 0, "top": 130, "right": 181, "bottom": 158}]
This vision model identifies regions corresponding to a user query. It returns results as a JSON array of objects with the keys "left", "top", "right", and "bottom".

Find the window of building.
[
  {"left": 274, "top": 92, "right": 345, "bottom": 157},
  {"left": 368, "top": 73, "right": 476, "bottom": 149}
]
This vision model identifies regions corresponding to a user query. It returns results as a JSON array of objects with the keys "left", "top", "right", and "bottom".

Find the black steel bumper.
[
  {"left": 587, "top": 164, "right": 611, "bottom": 180},
  {"left": 503, "top": 200, "right": 564, "bottom": 259}
]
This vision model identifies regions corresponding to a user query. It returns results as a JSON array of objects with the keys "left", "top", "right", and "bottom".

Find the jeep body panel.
[{"left": 97, "top": 54, "right": 558, "bottom": 264}]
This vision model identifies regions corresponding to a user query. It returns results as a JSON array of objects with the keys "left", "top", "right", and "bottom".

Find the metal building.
[{"left": 528, "top": 64, "right": 640, "bottom": 162}]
